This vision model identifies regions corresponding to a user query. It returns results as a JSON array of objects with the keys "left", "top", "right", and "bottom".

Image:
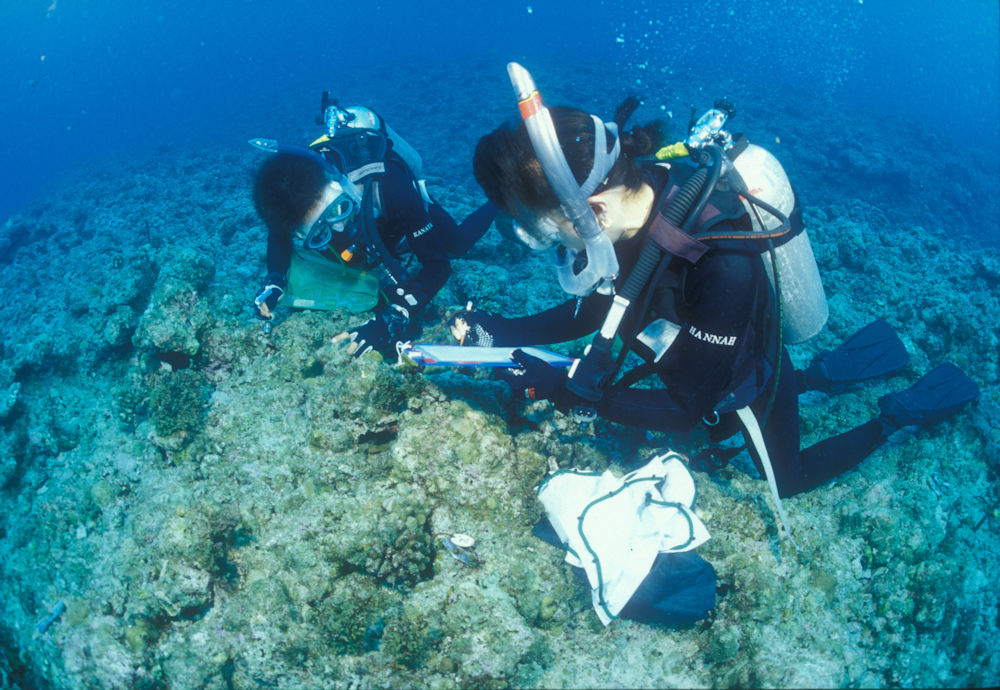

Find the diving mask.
[
  {"left": 509, "top": 209, "right": 567, "bottom": 251},
  {"left": 507, "top": 62, "right": 621, "bottom": 296},
  {"left": 298, "top": 190, "right": 359, "bottom": 250},
  {"left": 513, "top": 219, "right": 557, "bottom": 250},
  {"left": 249, "top": 137, "right": 365, "bottom": 250}
]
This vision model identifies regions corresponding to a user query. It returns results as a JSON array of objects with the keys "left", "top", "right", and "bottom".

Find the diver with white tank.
[{"left": 452, "top": 62, "right": 980, "bottom": 506}]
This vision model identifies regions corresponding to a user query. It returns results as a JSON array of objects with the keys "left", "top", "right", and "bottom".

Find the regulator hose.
[{"left": 565, "top": 145, "right": 723, "bottom": 401}]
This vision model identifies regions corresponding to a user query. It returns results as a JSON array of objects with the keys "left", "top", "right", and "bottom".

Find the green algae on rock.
[{"left": 148, "top": 368, "right": 212, "bottom": 438}]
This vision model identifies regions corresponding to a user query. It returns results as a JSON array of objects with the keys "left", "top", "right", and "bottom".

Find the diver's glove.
[
  {"left": 253, "top": 273, "right": 285, "bottom": 319},
  {"left": 495, "top": 348, "right": 573, "bottom": 406},
  {"left": 448, "top": 308, "right": 511, "bottom": 347},
  {"left": 346, "top": 304, "right": 413, "bottom": 359}
]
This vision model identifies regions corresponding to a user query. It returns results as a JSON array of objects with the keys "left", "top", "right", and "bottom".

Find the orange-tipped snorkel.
[{"left": 507, "top": 62, "right": 620, "bottom": 297}]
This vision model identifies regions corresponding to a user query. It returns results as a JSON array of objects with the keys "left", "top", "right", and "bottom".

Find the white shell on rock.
[{"left": 450, "top": 533, "right": 475, "bottom": 548}]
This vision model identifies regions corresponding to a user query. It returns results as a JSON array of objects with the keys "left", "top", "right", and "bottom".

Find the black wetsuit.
[
  {"left": 490, "top": 164, "right": 885, "bottom": 497},
  {"left": 266, "top": 157, "right": 495, "bottom": 312}
]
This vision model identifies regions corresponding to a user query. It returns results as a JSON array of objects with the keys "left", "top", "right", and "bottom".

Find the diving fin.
[
  {"left": 800, "top": 319, "right": 909, "bottom": 392},
  {"left": 877, "top": 362, "right": 980, "bottom": 431}
]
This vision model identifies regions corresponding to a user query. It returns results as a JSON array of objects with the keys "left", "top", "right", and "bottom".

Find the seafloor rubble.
[{"left": 2, "top": 75, "right": 999, "bottom": 688}]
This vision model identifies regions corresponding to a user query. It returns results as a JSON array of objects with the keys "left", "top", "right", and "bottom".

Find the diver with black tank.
[
  {"left": 251, "top": 92, "right": 496, "bottom": 357},
  {"left": 453, "top": 63, "right": 980, "bottom": 514}
]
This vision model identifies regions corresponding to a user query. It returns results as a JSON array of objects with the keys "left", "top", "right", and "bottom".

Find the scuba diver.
[
  {"left": 452, "top": 63, "right": 980, "bottom": 507},
  {"left": 251, "top": 93, "right": 496, "bottom": 358}
]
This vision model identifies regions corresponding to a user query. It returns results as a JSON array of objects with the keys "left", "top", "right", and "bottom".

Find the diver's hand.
[
  {"left": 334, "top": 305, "right": 412, "bottom": 359},
  {"left": 448, "top": 308, "right": 505, "bottom": 347},
  {"left": 335, "top": 317, "right": 391, "bottom": 359},
  {"left": 495, "top": 349, "right": 569, "bottom": 402},
  {"left": 254, "top": 282, "right": 284, "bottom": 320}
]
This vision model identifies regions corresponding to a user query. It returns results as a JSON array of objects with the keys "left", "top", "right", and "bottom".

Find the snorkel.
[{"left": 507, "top": 62, "right": 621, "bottom": 297}]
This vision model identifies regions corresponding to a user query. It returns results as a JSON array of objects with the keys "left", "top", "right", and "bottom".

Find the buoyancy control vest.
[
  {"left": 602, "top": 109, "right": 821, "bottom": 546},
  {"left": 616, "top": 160, "right": 778, "bottom": 411},
  {"left": 566, "top": 131, "right": 827, "bottom": 407}
]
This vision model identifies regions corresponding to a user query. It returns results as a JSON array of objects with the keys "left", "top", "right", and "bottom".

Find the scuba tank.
[
  {"left": 727, "top": 141, "right": 828, "bottom": 344},
  {"left": 309, "top": 95, "right": 427, "bottom": 289},
  {"left": 668, "top": 105, "right": 828, "bottom": 344},
  {"left": 384, "top": 122, "right": 429, "bottom": 200}
]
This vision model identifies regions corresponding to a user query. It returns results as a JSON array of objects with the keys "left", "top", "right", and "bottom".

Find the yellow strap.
[{"left": 654, "top": 142, "right": 689, "bottom": 161}]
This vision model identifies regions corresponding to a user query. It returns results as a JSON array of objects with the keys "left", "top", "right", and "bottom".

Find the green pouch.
[{"left": 284, "top": 249, "right": 381, "bottom": 314}]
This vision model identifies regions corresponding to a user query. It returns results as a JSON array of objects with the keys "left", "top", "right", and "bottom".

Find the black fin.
[
  {"left": 878, "top": 362, "right": 980, "bottom": 429},
  {"left": 801, "top": 319, "right": 909, "bottom": 392}
]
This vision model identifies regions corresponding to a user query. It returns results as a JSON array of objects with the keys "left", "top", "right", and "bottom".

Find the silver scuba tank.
[{"left": 729, "top": 143, "right": 828, "bottom": 344}]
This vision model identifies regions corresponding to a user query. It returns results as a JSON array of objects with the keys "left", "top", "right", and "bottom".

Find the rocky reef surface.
[{"left": 2, "top": 61, "right": 999, "bottom": 689}]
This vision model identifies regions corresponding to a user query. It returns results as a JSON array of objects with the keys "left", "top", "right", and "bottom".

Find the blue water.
[{"left": 1, "top": 0, "right": 997, "bottom": 227}]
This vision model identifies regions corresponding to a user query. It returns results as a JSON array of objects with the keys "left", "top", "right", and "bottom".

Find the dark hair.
[
  {"left": 473, "top": 101, "right": 666, "bottom": 217},
  {"left": 252, "top": 153, "right": 329, "bottom": 236}
]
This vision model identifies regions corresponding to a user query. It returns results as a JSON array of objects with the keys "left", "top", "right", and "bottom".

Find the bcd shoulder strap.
[
  {"left": 356, "top": 178, "right": 412, "bottom": 289},
  {"left": 647, "top": 213, "right": 710, "bottom": 263}
]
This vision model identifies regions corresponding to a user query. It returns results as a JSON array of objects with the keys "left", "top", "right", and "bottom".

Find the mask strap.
[{"left": 580, "top": 118, "right": 620, "bottom": 197}]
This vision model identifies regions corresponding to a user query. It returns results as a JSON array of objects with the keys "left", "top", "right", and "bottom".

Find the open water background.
[{"left": 1, "top": 0, "right": 998, "bottom": 234}]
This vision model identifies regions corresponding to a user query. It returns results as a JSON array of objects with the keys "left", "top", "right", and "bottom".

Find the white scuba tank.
[
  {"left": 729, "top": 143, "right": 828, "bottom": 344},
  {"left": 385, "top": 123, "right": 432, "bottom": 206},
  {"left": 384, "top": 123, "right": 422, "bottom": 181}
]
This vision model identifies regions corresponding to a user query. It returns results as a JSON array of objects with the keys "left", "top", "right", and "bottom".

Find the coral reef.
[{"left": 1, "top": 60, "right": 998, "bottom": 689}]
